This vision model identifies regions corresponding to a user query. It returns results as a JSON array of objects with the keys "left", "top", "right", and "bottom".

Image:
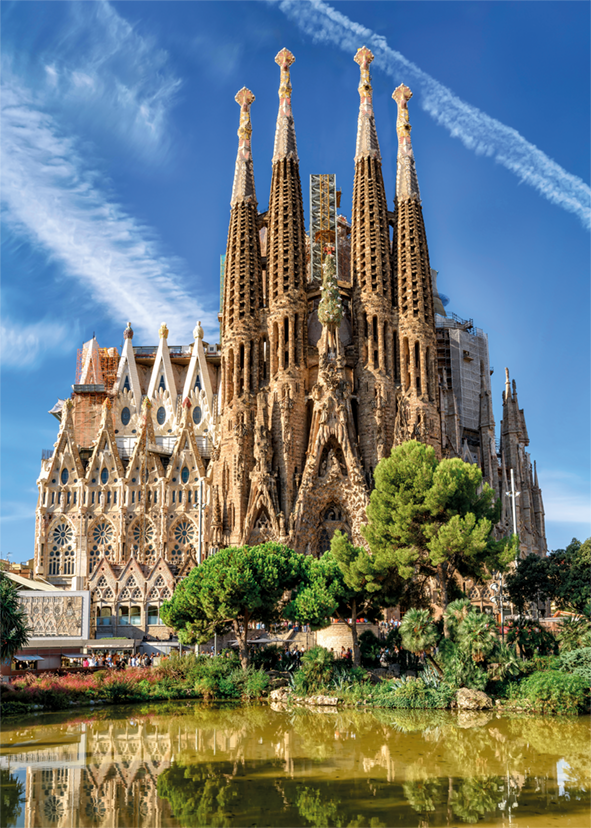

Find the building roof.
[{"left": 4, "top": 571, "right": 61, "bottom": 591}]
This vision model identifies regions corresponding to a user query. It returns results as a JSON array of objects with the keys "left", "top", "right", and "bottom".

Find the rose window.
[
  {"left": 131, "top": 521, "right": 156, "bottom": 563},
  {"left": 49, "top": 522, "right": 74, "bottom": 576},
  {"left": 89, "top": 522, "right": 115, "bottom": 573},
  {"left": 171, "top": 520, "right": 196, "bottom": 564}
]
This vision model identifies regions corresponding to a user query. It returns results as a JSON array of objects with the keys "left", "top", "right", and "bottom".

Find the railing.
[
  {"left": 133, "top": 345, "right": 192, "bottom": 357},
  {"left": 195, "top": 436, "right": 211, "bottom": 459},
  {"left": 41, "top": 449, "right": 54, "bottom": 461}
]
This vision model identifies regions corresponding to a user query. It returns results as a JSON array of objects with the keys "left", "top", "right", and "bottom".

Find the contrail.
[{"left": 276, "top": 0, "right": 590, "bottom": 230}]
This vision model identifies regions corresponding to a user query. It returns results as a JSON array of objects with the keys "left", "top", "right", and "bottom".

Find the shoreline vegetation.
[{"left": 2, "top": 638, "right": 589, "bottom": 719}]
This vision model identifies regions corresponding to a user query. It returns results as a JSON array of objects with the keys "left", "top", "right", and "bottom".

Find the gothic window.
[
  {"left": 131, "top": 587, "right": 142, "bottom": 600},
  {"left": 158, "top": 375, "right": 165, "bottom": 391},
  {"left": 120, "top": 588, "right": 131, "bottom": 600},
  {"left": 97, "top": 607, "right": 112, "bottom": 627},
  {"left": 319, "top": 528, "right": 331, "bottom": 555},
  {"left": 97, "top": 576, "right": 108, "bottom": 588},
  {"left": 121, "top": 407, "right": 131, "bottom": 425},
  {"left": 100, "top": 468, "right": 109, "bottom": 485},
  {"left": 130, "top": 521, "right": 156, "bottom": 564},
  {"left": 61, "top": 468, "right": 69, "bottom": 485},
  {"left": 89, "top": 521, "right": 115, "bottom": 573},
  {"left": 170, "top": 520, "right": 196, "bottom": 565},
  {"left": 157, "top": 406, "right": 166, "bottom": 425},
  {"left": 194, "top": 373, "right": 202, "bottom": 391},
  {"left": 181, "top": 466, "right": 190, "bottom": 484},
  {"left": 125, "top": 576, "right": 138, "bottom": 589},
  {"left": 192, "top": 406, "right": 202, "bottom": 425},
  {"left": 123, "top": 375, "right": 131, "bottom": 392},
  {"left": 49, "top": 522, "right": 75, "bottom": 576}
]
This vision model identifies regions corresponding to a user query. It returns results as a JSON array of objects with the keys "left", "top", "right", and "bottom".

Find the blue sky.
[{"left": 2, "top": 0, "right": 589, "bottom": 561}]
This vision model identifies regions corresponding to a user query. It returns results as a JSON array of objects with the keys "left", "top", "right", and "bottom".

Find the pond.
[{"left": 0, "top": 703, "right": 589, "bottom": 827}]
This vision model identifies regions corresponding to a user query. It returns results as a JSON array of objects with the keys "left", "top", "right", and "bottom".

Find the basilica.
[{"left": 34, "top": 47, "right": 547, "bottom": 641}]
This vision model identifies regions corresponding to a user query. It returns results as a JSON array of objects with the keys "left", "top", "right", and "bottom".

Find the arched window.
[
  {"left": 89, "top": 521, "right": 115, "bottom": 573},
  {"left": 181, "top": 466, "right": 190, "bottom": 484},
  {"left": 123, "top": 375, "right": 131, "bottom": 392},
  {"left": 170, "top": 520, "right": 196, "bottom": 565},
  {"left": 130, "top": 520, "right": 156, "bottom": 565},
  {"left": 192, "top": 406, "right": 202, "bottom": 425},
  {"left": 100, "top": 468, "right": 109, "bottom": 485},
  {"left": 158, "top": 375, "right": 165, "bottom": 391},
  {"left": 121, "top": 407, "right": 131, "bottom": 426},
  {"left": 157, "top": 406, "right": 166, "bottom": 425},
  {"left": 61, "top": 468, "right": 69, "bottom": 485},
  {"left": 49, "top": 522, "right": 75, "bottom": 576}
]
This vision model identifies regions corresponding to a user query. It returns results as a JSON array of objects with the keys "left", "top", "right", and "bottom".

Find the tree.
[
  {"left": 160, "top": 543, "right": 305, "bottom": 668},
  {"left": 505, "top": 553, "right": 551, "bottom": 617},
  {"left": 362, "top": 441, "right": 515, "bottom": 636},
  {"left": 399, "top": 608, "right": 443, "bottom": 676},
  {"left": 286, "top": 531, "right": 404, "bottom": 666},
  {"left": 546, "top": 538, "right": 590, "bottom": 616},
  {"left": 0, "top": 573, "right": 30, "bottom": 662}
]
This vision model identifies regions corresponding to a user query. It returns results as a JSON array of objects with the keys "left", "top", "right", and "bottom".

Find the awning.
[
  {"left": 87, "top": 640, "right": 135, "bottom": 649},
  {"left": 14, "top": 656, "right": 45, "bottom": 662},
  {"left": 61, "top": 654, "right": 88, "bottom": 659}
]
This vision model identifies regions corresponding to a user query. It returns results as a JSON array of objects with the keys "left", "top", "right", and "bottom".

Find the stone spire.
[
  {"left": 351, "top": 46, "right": 396, "bottom": 474},
  {"left": 231, "top": 88, "right": 257, "bottom": 207},
  {"left": 354, "top": 47, "right": 381, "bottom": 162},
  {"left": 393, "top": 84, "right": 421, "bottom": 200},
  {"left": 267, "top": 48, "right": 307, "bottom": 309},
  {"left": 222, "top": 87, "right": 263, "bottom": 335},
  {"left": 392, "top": 83, "right": 440, "bottom": 455},
  {"left": 272, "top": 48, "right": 298, "bottom": 163},
  {"left": 264, "top": 48, "right": 308, "bottom": 523}
]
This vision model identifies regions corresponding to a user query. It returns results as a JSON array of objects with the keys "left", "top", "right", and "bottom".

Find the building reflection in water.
[{"left": 0, "top": 707, "right": 588, "bottom": 828}]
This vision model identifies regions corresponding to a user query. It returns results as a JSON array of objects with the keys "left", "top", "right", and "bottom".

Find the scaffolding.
[
  {"left": 75, "top": 347, "right": 119, "bottom": 392},
  {"left": 310, "top": 174, "right": 338, "bottom": 282}
]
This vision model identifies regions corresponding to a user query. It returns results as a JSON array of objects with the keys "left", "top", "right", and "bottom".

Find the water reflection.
[{"left": 0, "top": 704, "right": 589, "bottom": 827}]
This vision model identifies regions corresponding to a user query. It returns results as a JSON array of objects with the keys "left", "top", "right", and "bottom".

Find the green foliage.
[
  {"left": 161, "top": 542, "right": 307, "bottom": 667},
  {"left": 399, "top": 609, "right": 439, "bottom": 655},
  {"left": 450, "top": 776, "right": 503, "bottom": 823},
  {"left": 293, "top": 646, "right": 335, "bottom": 695},
  {"left": 374, "top": 676, "right": 454, "bottom": 709},
  {"left": 516, "top": 670, "right": 589, "bottom": 715},
  {"left": 443, "top": 599, "right": 473, "bottom": 638},
  {"left": 250, "top": 644, "right": 282, "bottom": 671},
  {"left": 358, "top": 630, "right": 382, "bottom": 667},
  {"left": 505, "top": 552, "right": 551, "bottom": 616},
  {"left": 438, "top": 639, "right": 488, "bottom": 691},
  {"left": 1, "top": 768, "right": 25, "bottom": 828},
  {"left": 488, "top": 642, "right": 522, "bottom": 681},
  {"left": 296, "top": 786, "right": 342, "bottom": 827},
  {"left": 547, "top": 538, "right": 591, "bottom": 615},
  {"left": 557, "top": 647, "right": 591, "bottom": 683},
  {"left": 362, "top": 441, "right": 512, "bottom": 616},
  {"left": 506, "top": 619, "right": 558, "bottom": 659},
  {"left": 558, "top": 616, "right": 591, "bottom": 652},
  {"left": 456, "top": 612, "right": 497, "bottom": 663},
  {"left": 0, "top": 572, "right": 31, "bottom": 660}
]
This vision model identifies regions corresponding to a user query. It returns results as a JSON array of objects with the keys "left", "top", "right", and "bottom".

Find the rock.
[
  {"left": 305, "top": 695, "right": 338, "bottom": 706},
  {"left": 269, "top": 688, "right": 289, "bottom": 702},
  {"left": 456, "top": 688, "right": 494, "bottom": 710},
  {"left": 458, "top": 710, "right": 493, "bottom": 729}
]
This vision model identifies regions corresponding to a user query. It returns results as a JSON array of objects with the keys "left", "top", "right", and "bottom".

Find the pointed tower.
[
  {"left": 217, "top": 88, "right": 264, "bottom": 545},
  {"left": 392, "top": 84, "right": 441, "bottom": 454},
  {"left": 351, "top": 47, "right": 397, "bottom": 478},
  {"left": 264, "top": 48, "right": 309, "bottom": 521},
  {"left": 500, "top": 368, "right": 547, "bottom": 557}
]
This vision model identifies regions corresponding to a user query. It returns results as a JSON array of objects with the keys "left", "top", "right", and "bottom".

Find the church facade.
[{"left": 33, "top": 48, "right": 547, "bottom": 640}]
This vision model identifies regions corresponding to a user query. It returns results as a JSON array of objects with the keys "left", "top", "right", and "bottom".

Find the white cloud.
[
  {"left": 276, "top": 0, "right": 591, "bottom": 230},
  {"left": 1, "top": 76, "right": 218, "bottom": 344},
  {"left": 14, "top": 1, "right": 181, "bottom": 162},
  {"left": 538, "top": 470, "right": 591, "bottom": 526},
  {"left": 0, "top": 319, "right": 71, "bottom": 368},
  {"left": 0, "top": 502, "right": 36, "bottom": 524}
]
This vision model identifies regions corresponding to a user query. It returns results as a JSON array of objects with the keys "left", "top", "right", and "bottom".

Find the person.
[
  {"left": 83, "top": 658, "right": 89, "bottom": 668},
  {"left": 88, "top": 655, "right": 97, "bottom": 668}
]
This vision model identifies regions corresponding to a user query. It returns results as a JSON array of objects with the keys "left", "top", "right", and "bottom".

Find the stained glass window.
[
  {"left": 192, "top": 406, "right": 202, "bottom": 425},
  {"left": 157, "top": 407, "right": 166, "bottom": 425},
  {"left": 89, "top": 521, "right": 114, "bottom": 572},
  {"left": 121, "top": 407, "right": 131, "bottom": 425},
  {"left": 49, "top": 522, "right": 74, "bottom": 576},
  {"left": 171, "top": 520, "right": 196, "bottom": 565},
  {"left": 61, "top": 468, "right": 69, "bottom": 485},
  {"left": 181, "top": 466, "right": 190, "bottom": 484},
  {"left": 100, "top": 468, "right": 109, "bottom": 484}
]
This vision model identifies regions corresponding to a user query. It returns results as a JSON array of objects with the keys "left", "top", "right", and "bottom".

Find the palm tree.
[
  {"left": 444, "top": 599, "right": 473, "bottom": 640},
  {"left": 0, "top": 573, "right": 31, "bottom": 661},
  {"left": 400, "top": 609, "right": 443, "bottom": 676},
  {"left": 457, "top": 612, "right": 497, "bottom": 663}
]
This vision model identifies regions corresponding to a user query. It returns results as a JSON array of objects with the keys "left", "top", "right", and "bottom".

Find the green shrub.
[
  {"left": 558, "top": 617, "right": 591, "bottom": 653},
  {"left": 376, "top": 676, "right": 454, "bottom": 709},
  {"left": 242, "top": 668, "right": 270, "bottom": 699},
  {"left": 558, "top": 647, "right": 591, "bottom": 683},
  {"left": 517, "top": 670, "right": 589, "bottom": 715},
  {"left": 250, "top": 645, "right": 282, "bottom": 671},
  {"left": 438, "top": 639, "right": 488, "bottom": 691},
  {"left": 359, "top": 630, "right": 382, "bottom": 667},
  {"left": 294, "top": 646, "right": 334, "bottom": 694}
]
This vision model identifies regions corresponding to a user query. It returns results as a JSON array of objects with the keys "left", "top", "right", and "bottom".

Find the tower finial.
[
  {"left": 231, "top": 88, "right": 257, "bottom": 206},
  {"left": 273, "top": 49, "right": 298, "bottom": 163},
  {"left": 393, "top": 84, "right": 420, "bottom": 199},
  {"left": 354, "top": 47, "right": 380, "bottom": 161},
  {"left": 504, "top": 367, "right": 511, "bottom": 401}
]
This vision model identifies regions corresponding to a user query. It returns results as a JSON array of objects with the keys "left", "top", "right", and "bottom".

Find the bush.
[
  {"left": 516, "top": 670, "right": 589, "bottom": 715},
  {"left": 294, "top": 646, "right": 334, "bottom": 695},
  {"left": 250, "top": 645, "right": 282, "bottom": 671},
  {"left": 359, "top": 630, "right": 382, "bottom": 667},
  {"left": 375, "top": 676, "right": 454, "bottom": 709},
  {"left": 558, "top": 647, "right": 591, "bottom": 683},
  {"left": 558, "top": 617, "right": 591, "bottom": 653},
  {"left": 438, "top": 639, "right": 488, "bottom": 691}
]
